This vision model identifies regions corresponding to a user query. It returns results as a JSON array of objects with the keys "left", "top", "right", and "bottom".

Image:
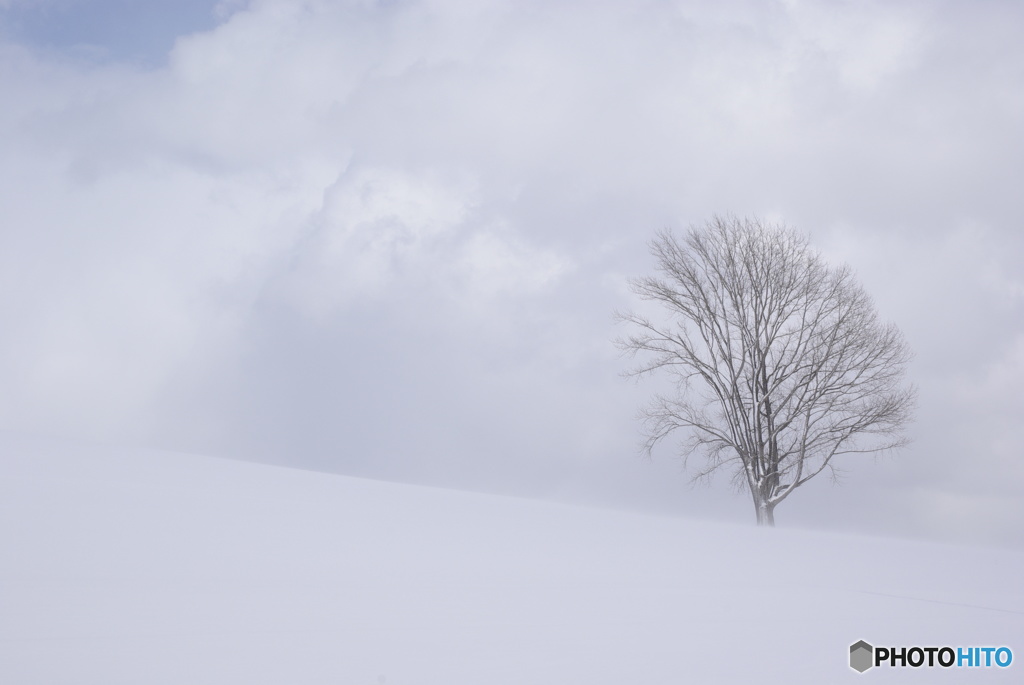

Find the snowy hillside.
[{"left": 1, "top": 435, "right": 1020, "bottom": 684}]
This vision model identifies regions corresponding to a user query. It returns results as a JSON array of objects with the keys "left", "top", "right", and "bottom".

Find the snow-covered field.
[{"left": 1, "top": 435, "right": 1020, "bottom": 684}]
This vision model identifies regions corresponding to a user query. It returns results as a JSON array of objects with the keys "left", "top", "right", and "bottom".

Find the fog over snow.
[
  {"left": 2, "top": 437, "right": 1022, "bottom": 683},
  {"left": 0, "top": 0, "right": 1022, "bottom": 546}
]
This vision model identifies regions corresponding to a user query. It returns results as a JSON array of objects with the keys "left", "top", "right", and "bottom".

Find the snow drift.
[{"left": 1, "top": 434, "right": 1020, "bottom": 683}]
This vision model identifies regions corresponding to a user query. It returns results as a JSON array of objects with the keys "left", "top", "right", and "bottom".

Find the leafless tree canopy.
[{"left": 617, "top": 216, "right": 915, "bottom": 526}]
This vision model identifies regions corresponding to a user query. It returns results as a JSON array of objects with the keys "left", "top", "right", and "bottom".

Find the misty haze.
[{"left": 1, "top": 1, "right": 1022, "bottom": 682}]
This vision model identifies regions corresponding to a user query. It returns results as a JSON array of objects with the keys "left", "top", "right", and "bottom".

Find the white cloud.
[
  {"left": 275, "top": 166, "right": 474, "bottom": 317},
  {"left": 787, "top": 1, "right": 929, "bottom": 90},
  {"left": 457, "top": 227, "right": 566, "bottom": 300},
  {"left": 0, "top": 0, "right": 1022, "bottom": 543},
  {"left": 270, "top": 164, "right": 569, "bottom": 322}
]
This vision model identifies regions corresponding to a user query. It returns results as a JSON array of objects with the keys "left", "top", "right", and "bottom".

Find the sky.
[{"left": 0, "top": 0, "right": 1021, "bottom": 546}]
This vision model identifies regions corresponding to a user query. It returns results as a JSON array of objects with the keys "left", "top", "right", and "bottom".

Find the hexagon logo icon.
[{"left": 850, "top": 640, "right": 874, "bottom": 673}]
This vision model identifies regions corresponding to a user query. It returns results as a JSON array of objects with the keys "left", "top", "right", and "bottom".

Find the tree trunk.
[{"left": 755, "top": 499, "right": 776, "bottom": 527}]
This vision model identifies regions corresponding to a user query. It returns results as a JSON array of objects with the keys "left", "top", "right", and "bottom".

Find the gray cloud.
[{"left": 0, "top": 0, "right": 1021, "bottom": 545}]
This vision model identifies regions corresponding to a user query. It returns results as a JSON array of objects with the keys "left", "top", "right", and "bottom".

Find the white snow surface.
[{"left": 1, "top": 435, "right": 1021, "bottom": 684}]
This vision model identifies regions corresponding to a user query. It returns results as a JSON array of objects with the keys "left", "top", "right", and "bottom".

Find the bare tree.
[{"left": 617, "top": 216, "right": 915, "bottom": 526}]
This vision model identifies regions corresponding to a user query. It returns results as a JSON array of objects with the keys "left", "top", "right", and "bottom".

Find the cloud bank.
[{"left": 1, "top": 0, "right": 1021, "bottom": 545}]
